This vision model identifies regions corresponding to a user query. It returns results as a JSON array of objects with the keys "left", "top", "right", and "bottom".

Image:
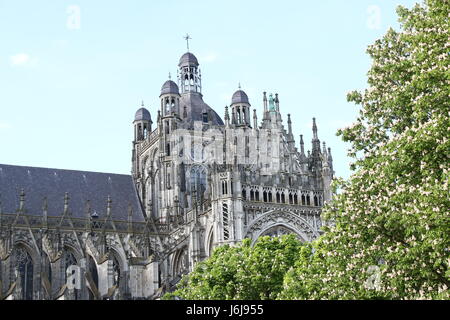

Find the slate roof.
[
  {"left": 231, "top": 90, "right": 250, "bottom": 105},
  {"left": 178, "top": 52, "right": 199, "bottom": 67},
  {"left": 180, "top": 93, "right": 224, "bottom": 126},
  {"left": 160, "top": 80, "right": 180, "bottom": 96},
  {"left": 0, "top": 164, "right": 145, "bottom": 222},
  {"left": 134, "top": 107, "right": 152, "bottom": 122}
]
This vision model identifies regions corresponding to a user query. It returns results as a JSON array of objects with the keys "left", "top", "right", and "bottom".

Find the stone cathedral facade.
[{"left": 0, "top": 50, "right": 334, "bottom": 300}]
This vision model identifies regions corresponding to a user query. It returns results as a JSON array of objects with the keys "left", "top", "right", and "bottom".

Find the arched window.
[
  {"left": 268, "top": 192, "right": 273, "bottom": 202},
  {"left": 64, "top": 250, "right": 79, "bottom": 300},
  {"left": 314, "top": 195, "right": 319, "bottom": 206},
  {"left": 87, "top": 255, "right": 98, "bottom": 300},
  {"left": 289, "top": 193, "right": 293, "bottom": 204},
  {"left": 250, "top": 190, "right": 255, "bottom": 201},
  {"left": 276, "top": 192, "right": 281, "bottom": 203},
  {"left": 15, "top": 246, "right": 34, "bottom": 300},
  {"left": 242, "top": 189, "right": 247, "bottom": 200},
  {"left": 255, "top": 190, "right": 260, "bottom": 201},
  {"left": 306, "top": 195, "right": 311, "bottom": 206},
  {"left": 294, "top": 193, "right": 298, "bottom": 205},
  {"left": 112, "top": 254, "right": 121, "bottom": 287},
  {"left": 301, "top": 194, "right": 306, "bottom": 206},
  {"left": 263, "top": 191, "right": 268, "bottom": 202},
  {"left": 281, "top": 192, "right": 286, "bottom": 203},
  {"left": 191, "top": 166, "right": 207, "bottom": 195}
]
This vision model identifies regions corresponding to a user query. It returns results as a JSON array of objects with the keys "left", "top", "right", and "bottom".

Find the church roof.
[
  {"left": 135, "top": 107, "right": 151, "bottom": 122},
  {"left": 180, "top": 93, "right": 224, "bottom": 126},
  {"left": 231, "top": 90, "right": 250, "bottom": 105},
  {"left": 178, "top": 52, "right": 199, "bottom": 67},
  {"left": 0, "top": 164, "right": 145, "bottom": 222},
  {"left": 160, "top": 80, "right": 179, "bottom": 96}
]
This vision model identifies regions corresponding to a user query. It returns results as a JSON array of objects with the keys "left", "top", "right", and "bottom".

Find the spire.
[
  {"left": 253, "top": 109, "right": 258, "bottom": 129},
  {"left": 328, "top": 147, "right": 333, "bottom": 161},
  {"left": 225, "top": 105, "right": 230, "bottom": 127},
  {"left": 300, "top": 134, "right": 305, "bottom": 154},
  {"left": 263, "top": 92, "right": 268, "bottom": 113},
  {"left": 287, "top": 114, "right": 292, "bottom": 135},
  {"left": 312, "top": 117, "right": 318, "bottom": 140},
  {"left": 323, "top": 142, "right": 327, "bottom": 156},
  {"left": 275, "top": 93, "right": 280, "bottom": 112}
]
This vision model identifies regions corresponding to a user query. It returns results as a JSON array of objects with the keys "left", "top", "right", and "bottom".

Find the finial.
[
  {"left": 107, "top": 195, "right": 112, "bottom": 217},
  {"left": 225, "top": 105, "right": 230, "bottom": 120},
  {"left": 168, "top": 72, "right": 171, "bottom": 80},
  {"left": 312, "top": 117, "right": 318, "bottom": 139},
  {"left": 19, "top": 188, "right": 25, "bottom": 212},
  {"left": 238, "top": 82, "right": 241, "bottom": 90},
  {"left": 141, "top": 100, "right": 144, "bottom": 107},
  {"left": 63, "top": 192, "right": 70, "bottom": 215},
  {"left": 184, "top": 33, "right": 192, "bottom": 52}
]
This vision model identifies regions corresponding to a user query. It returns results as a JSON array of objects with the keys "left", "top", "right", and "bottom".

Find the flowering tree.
[
  {"left": 280, "top": 0, "right": 449, "bottom": 299},
  {"left": 164, "top": 235, "right": 303, "bottom": 300}
]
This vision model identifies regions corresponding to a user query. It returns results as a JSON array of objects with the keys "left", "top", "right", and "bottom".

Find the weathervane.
[{"left": 184, "top": 33, "right": 192, "bottom": 52}]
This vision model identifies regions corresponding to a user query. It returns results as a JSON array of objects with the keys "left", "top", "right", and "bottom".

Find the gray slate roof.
[
  {"left": 134, "top": 107, "right": 152, "bottom": 122},
  {"left": 0, "top": 164, "right": 145, "bottom": 222},
  {"left": 178, "top": 52, "right": 199, "bottom": 67},
  {"left": 231, "top": 90, "right": 250, "bottom": 105},
  {"left": 180, "top": 93, "right": 224, "bottom": 126},
  {"left": 160, "top": 80, "right": 180, "bottom": 96}
]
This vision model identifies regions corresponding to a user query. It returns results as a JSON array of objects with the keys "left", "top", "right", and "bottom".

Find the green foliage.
[
  {"left": 165, "top": 235, "right": 303, "bottom": 300},
  {"left": 281, "top": 0, "right": 449, "bottom": 300}
]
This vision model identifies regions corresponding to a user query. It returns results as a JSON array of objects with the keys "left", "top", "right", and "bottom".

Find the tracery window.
[{"left": 15, "top": 246, "right": 34, "bottom": 300}]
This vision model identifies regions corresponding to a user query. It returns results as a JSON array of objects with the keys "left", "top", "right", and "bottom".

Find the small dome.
[
  {"left": 134, "top": 107, "right": 151, "bottom": 122},
  {"left": 231, "top": 90, "right": 250, "bottom": 105},
  {"left": 160, "top": 80, "right": 179, "bottom": 96},
  {"left": 178, "top": 52, "right": 199, "bottom": 67}
]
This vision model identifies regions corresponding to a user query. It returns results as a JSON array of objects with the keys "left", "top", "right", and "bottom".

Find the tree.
[
  {"left": 164, "top": 235, "right": 303, "bottom": 300},
  {"left": 280, "top": 0, "right": 449, "bottom": 300}
]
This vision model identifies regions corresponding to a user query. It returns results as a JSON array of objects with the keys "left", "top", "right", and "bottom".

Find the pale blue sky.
[{"left": 0, "top": 0, "right": 418, "bottom": 178}]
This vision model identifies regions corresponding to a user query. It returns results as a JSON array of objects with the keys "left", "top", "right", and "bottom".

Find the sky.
[{"left": 0, "top": 0, "right": 419, "bottom": 179}]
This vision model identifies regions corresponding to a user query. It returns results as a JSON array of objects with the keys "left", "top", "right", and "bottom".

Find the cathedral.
[{"left": 0, "top": 49, "right": 334, "bottom": 300}]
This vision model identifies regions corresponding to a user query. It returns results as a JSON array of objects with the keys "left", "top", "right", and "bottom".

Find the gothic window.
[
  {"left": 112, "top": 255, "right": 121, "bottom": 287},
  {"left": 242, "top": 189, "right": 247, "bottom": 200},
  {"left": 250, "top": 190, "right": 255, "bottom": 201},
  {"left": 263, "top": 191, "right": 268, "bottom": 202},
  {"left": 166, "top": 143, "right": 171, "bottom": 156},
  {"left": 15, "top": 246, "right": 34, "bottom": 300},
  {"left": 221, "top": 180, "right": 228, "bottom": 195},
  {"left": 202, "top": 112, "right": 208, "bottom": 123},
  {"left": 64, "top": 250, "right": 79, "bottom": 300},
  {"left": 314, "top": 195, "right": 319, "bottom": 206},
  {"left": 165, "top": 98, "right": 170, "bottom": 114},
  {"left": 276, "top": 192, "right": 281, "bottom": 203},
  {"left": 281, "top": 192, "right": 286, "bottom": 203},
  {"left": 261, "top": 225, "right": 296, "bottom": 238},
  {"left": 301, "top": 194, "right": 306, "bottom": 206},
  {"left": 289, "top": 193, "right": 293, "bottom": 204},
  {"left": 268, "top": 192, "right": 273, "bottom": 202},
  {"left": 306, "top": 195, "right": 311, "bottom": 206},
  {"left": 87, "top": 255, "right": 98, "bottom": 300},
  {"left": 165, "top": 121, "right": 170, "bottom": 134},
  {"left": 255, "top": 190, "right": 260, "bottom": 201},
  {"left": 294, "top": 193, "right": 298, "bottom": 205},
  {"left": 190, "top": 166, "right": 207, "bottom": 195}
]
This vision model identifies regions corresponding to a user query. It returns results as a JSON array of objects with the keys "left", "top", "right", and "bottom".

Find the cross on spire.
[{"left": 184, "top": 33, "right": 192, "bottom": 52}]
